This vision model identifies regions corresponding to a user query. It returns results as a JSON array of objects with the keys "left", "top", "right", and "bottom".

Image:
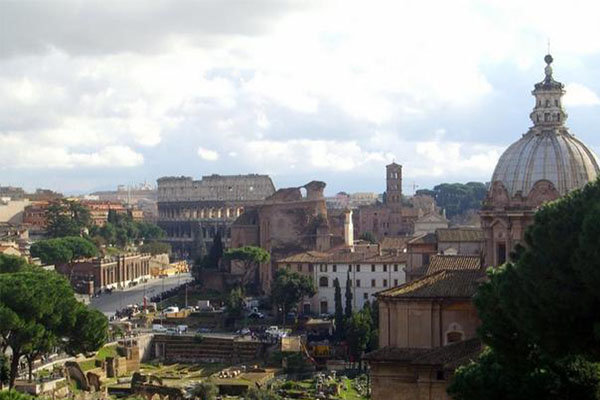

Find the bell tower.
[{"left": 385, "top": 163, "right": 402, "bottom": 208}]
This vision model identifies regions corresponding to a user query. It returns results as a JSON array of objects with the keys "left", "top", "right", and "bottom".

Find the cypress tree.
[
  {"left": 334, "top": 278, "right": 344, "bottom": 340},
  {"left": 345, "top": 271, "right": 353, "bottom": 320}
]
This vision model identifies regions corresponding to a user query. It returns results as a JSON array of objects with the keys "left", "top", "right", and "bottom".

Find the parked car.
[
  {"left": 152, "top": 324, "right": 167, "bottom": 333},
  {"left": 177, "top": 324, "right": 188, "bottom": 333},
  {"left": 163, "top": 306, "right": 179, "bottom": 314},
  {"left": 166, "top": 328, "right": 179, "bottom": 335},
  {"left": 196, "top": 327, "right": 212, "bottom": 333},
  {"left": 236, "top": 328, "right": 251, "bottom": 336}
]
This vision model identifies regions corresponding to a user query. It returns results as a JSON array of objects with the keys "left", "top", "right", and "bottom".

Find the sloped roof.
[
  {"left": 408, "top": 232, "right": 437, "bottom": 245},
  {"left": 364, "top": 338, "right": 481, "bottom": 369},
  {"left": 377, "top": 270, "right": 486, "bottom": 299},
  {"left": 436, "top": 228, "right": 484, "bottom": 242},
  {"left": 379, "top": 237, "right": 408, "bottom": 251},
  {"left": 276, "top": 250, "right": 407, "bottom": 264},
  {"left": 426, "top": 255, "right": 481, "bottom": 275}
]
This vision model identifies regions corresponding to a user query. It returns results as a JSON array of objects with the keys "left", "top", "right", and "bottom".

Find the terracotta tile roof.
[
  {"left": 276, "top": 251, "right": 330, "bottom": 263},
  {"left": 408, "top": 232, "right": 437, "bottom": 245},
  {"left": 364, "top": 338, "right": 481, "bottom": 369},
  {"left": 377, "top": 269, "right": 486, "bottom": 299},
  {"left": 426, "top": 255, "right": 482, "bottom": 275},
  {"left": 379, "top": 237, "right": 408, "bottom": 251},
  {"left": 436, "top": 228, "right": 484, "bottom": 242}
]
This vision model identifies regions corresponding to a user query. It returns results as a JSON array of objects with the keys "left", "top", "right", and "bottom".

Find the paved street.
[{"left": 89, "top": 273, "right": 193, "bottom": 316}]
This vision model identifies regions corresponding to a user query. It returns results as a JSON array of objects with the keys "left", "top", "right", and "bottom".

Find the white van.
[{"left": 152, "top": 324, "right": 167, "bottom": 333}]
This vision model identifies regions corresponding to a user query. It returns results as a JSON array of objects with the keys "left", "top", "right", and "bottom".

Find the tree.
[
  {"left": 224, "top": 287, "right": 245, "bottom": 319},
  {"left": 30, "top": 237, "right": 98, "bottom": 267},
  {"left": 344, "top": 271, "right": 353, "bottom": 321},
  {"left": 139, "top": 241, "right": 171, "bottom": 255},
  {"left": 346, "top": 309, "right": 372, "bottom": 369},
  {"left": 0, "top": 268, "right": 107, "bottom": 388},
  {"left": 449, "top": 180, "right": 600, "bottom": 399},
  {"left": 270, "top": 269, "right": 315, "bottom": 323},
  {"left": 191, "top": 381, "right": 218, "bottom": 400},
  {"left": 0, "top": 255, "right": 29, "bottom": 274},
  {"left": 362, "top": 301, "right": 378, "bottom": 352},
  {"left": 224, "top": 246, "right": 270, "bottom": 288},
  {"left": 358, "top": 231, "right": 377, "bottom": 244},
  {"left": 334, "top": 278, "right": 344, "bottom": 340},
  {"left": 417, "top": 182, "right": 487, "bottom": 219},
  {"left": 45, "top": 199, "right": 91, "bottom": 238}
]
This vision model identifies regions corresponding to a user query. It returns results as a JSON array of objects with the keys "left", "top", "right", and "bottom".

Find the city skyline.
[{"left": 2, "top": 0, "right": 600, "bottom": 195}]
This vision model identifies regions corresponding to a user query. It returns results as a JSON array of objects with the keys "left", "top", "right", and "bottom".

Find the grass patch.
[
  {"left": 96, "top": 345, "right": 118, "bottom": 361},
  {"left": 79, "top": 359, "right": 96, "bottom": 372}
]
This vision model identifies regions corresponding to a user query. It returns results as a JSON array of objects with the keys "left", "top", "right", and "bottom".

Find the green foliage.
[
  {"left": 362, "top": 301, "right": 378, "bottom": 352},
  {"left": 45, "top": 199, "right": 92, "bottom": 238},
  {"left": 416, "top": 182, "right": 486, "bottom": 219},
  {"left": 358, "top": 231, "right": 377, "bottom": 244},
  {"left": 193, "top": 233, "right": 223, "bottom": 282},
  {"left": 245, "top": 387, "right": 282, "bottom": 400},
  {"left": 139, "top": 241, "right": 171, "bottom": 255},
  {"left": 0, "top": 267, "right": 107, "bottom": 388},
  {"left": 191, "top": 380, "right": 218, "bottom": 400},
  {"left": 224, "top": 287, "right": 245, "bottom": 318},
  {"left": 224, "top": 245, "right": 270, "bottom": 288},
  {"left": 0, "top": 255, "right": 29, "bottom": 274},
  {"left": 270, "top": 268, "right": 315, "bottom": 319},
  {"left": 0, "top": 390, "right": 34, "bottom": 400},
  {"left": 344, "top": 271, "right": 353, "bottom": 321},
  {"left": 450, "top": 180, "right": 600, "bottom": 399},
  {"left": 334, "top": 278, "right": 344, "bottom": 340},
  {"left": 89, "top": 212, "right": 164, "bottom": 248},
  {"left": 346, "top": 309, "right": 372, "bottom": 362},
  {"left": 30, "top": 236, "right": 98, "bottom": 265}
]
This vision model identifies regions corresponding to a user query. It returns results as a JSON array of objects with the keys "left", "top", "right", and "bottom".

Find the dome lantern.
[{"left": 529, "top": 54, "right": 568, "bottom": 127}]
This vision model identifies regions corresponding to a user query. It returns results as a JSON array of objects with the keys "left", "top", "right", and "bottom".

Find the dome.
[{"left": 490, "top": 55, "right": 600, "bottom": 198}]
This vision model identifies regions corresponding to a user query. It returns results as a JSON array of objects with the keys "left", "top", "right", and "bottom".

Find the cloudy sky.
[{"left": 2, "top": 0, "right": 600, "bottom": 195}]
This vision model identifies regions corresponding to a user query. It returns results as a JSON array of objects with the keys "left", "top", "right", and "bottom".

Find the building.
[
  {"left": 365, "top": 256, "right": 485, "bottom": 400},
  {"left": 231, "top": 181, "right": 354, "bottom": 292},
  {"left": 156, "top": 174, "right": 275, "bottom": 259},
  {"left": 481, "top": 55, "right": 600, "bottom": 266},
  {"left": 413, "top": 212, "right": 449, "bottom": 236},
  {"left": 358, "top": 163, "right": 436, "bottom": 240},
  {"left": 0, "top": 198, "right": 30, "bottom": 224},
  {"left": 276, "top": 249, "right": 407, "bottom": 314},
  {"left": 57, "top": 253, "right": 151, "bottom": 295}
]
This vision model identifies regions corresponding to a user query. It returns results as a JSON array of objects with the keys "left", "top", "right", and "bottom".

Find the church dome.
[{"left": 490, "top": 55, "right": 600, "bottom": 199}]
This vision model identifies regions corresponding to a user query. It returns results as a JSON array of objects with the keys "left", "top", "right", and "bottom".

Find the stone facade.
[
  {"left": 57, "top": 253, "right": 151, "bottom": 294},
  {"left": 231, "top": 181, "right": 348, "bottom": 292},
  {"left": 276, "top": 250, "right": 407, "bottom": 314},
  {"left": 358, "top": 163, "right": 434, "bottom": 240},
  {"left": 156, "top": 174, "right": 275, "bottom": 259}
]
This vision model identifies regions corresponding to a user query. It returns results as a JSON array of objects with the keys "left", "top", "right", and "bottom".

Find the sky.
[{"left": 2, "top": 0, "right": 600, "bottom": 196}]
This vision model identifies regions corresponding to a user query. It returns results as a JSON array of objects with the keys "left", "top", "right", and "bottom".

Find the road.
[{"left": 89, "top": 273, "right": 193, "bottom": 316}]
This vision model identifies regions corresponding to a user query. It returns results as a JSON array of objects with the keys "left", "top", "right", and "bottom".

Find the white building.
[{"left": 276, "top": 251, "right": 407, "bottom": 315}]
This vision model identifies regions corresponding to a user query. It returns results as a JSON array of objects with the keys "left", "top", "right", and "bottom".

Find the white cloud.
[
  {"left": 197, "top": 146, "right": 219, "bottom": 161},
  {"left": 564, "top": 83, "right": 600, "bottom": 106}
]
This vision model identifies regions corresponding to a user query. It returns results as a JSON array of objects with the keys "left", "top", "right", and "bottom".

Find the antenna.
[{"left": 547, "top": 38, "right": 551, "bottom": 54}]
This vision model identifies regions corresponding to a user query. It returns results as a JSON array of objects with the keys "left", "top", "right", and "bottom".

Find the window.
[
  {"left": 320, "top": 264, "right": 327, "bottom": 273},
  {"left": 356, "top": 265, "right": 360, "bottom": 272},
  {"left": 297, "top": 264, "right": 302, "bottom": 272},
  {"left": 332, "top": 265, "right": 337, "bottom": 272},
  {"left": 497, "top": 243, "right": 506, "bottom": 265},
  {"left": 371, "top": 264, "right": 376, "bottom": 272},
  {"left": 308, "top": 264, "right": 314, "bottom": 272},
  {"left": 356, "top": 279, "right": 361, "bottom": 287},
  {"left": 371, "top": 279, "right": 376, "bottom": 287},
  {"left": 394, "top": 264, "right": 398, "bottom": 272},
  {"left": 319, "top": 276, "right": 329, "bottom": 287},
  {"left": 383, "top": 279, "right": 388, "bottom": 287},
  {"left": 320, "top": 300, "right": 328, "bottom": 314},
  {"left": 394, "top": 279, "right": 398, "bottom": 286},
  {"left": 383, "top": 264, "right": 387, "bottom": 272},
  {"left": 363, "top": 293, "right": 368, "bottom": 300},
  {"left": 349, "top": 279, "right": 352, "bottom": 287}
]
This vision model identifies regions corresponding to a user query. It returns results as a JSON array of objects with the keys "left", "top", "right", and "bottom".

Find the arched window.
[{"left": 319, "top": 276, "right": 328, "bottom": 287}]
